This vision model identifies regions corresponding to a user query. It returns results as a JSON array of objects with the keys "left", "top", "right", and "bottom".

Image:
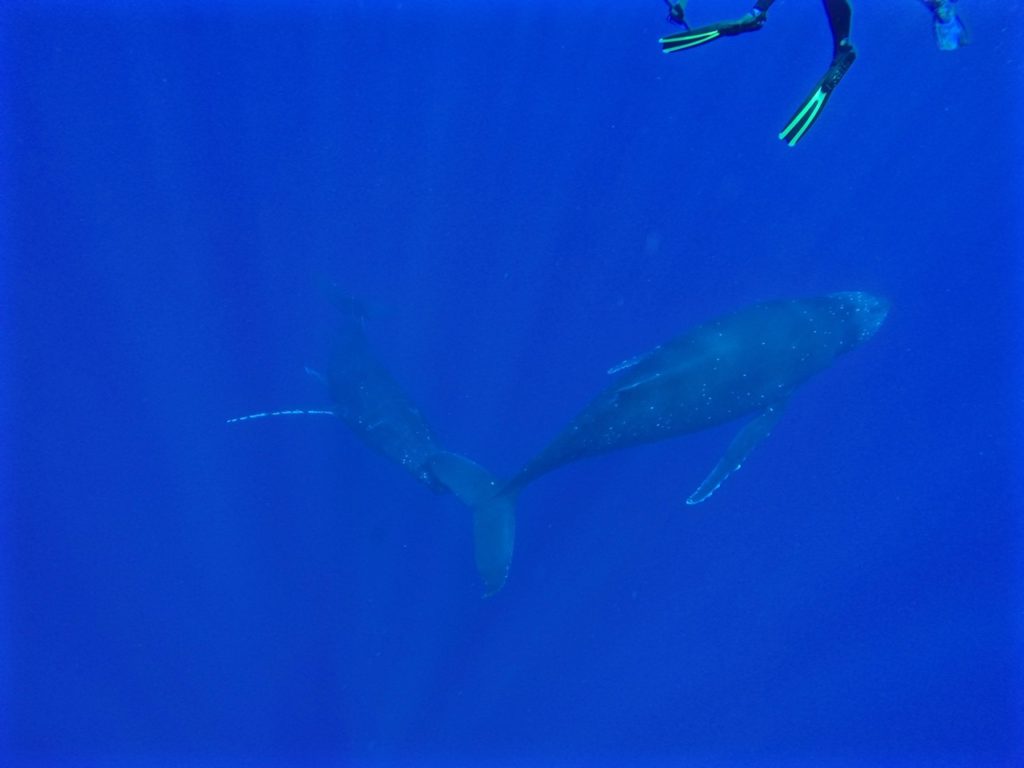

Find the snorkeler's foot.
[
  {"left": 660, "top": 11, "right": 766, "bottom": 53},
  {"left": 778, "top": 42, "right": 856, "bottom": 146}
]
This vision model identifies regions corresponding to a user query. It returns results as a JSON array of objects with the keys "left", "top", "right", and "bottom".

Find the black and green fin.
[
  {"left": 660, "top": 9, "right": 768, "bottom": 53},
  {"left": 660, "top": 26, "right": 722, "bottom": 53},
  {"left": 779, "top": 45, "right": 856, "bottom": 147},
  {"left": 779, "top": 84, "right": 833, "bottom": 147}
]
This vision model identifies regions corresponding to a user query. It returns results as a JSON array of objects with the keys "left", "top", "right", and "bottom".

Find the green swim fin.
[
  {"left": 779, "top": 44, "right": 856, "bottom": 147},
  {"left": 660, "top": 26, "right": 723, "bottom": 52},
  {"left": 659, "top": 11, "right": 767, "bottom": 53}
]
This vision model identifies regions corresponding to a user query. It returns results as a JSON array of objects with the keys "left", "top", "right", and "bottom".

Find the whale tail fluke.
[{"left": 428, "top": 451, "right": 516, "bottom": 596}]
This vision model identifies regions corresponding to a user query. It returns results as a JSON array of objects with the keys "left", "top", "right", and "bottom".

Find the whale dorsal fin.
[{"left": 686, "top": 402, "right": 787, "bottom": 505}]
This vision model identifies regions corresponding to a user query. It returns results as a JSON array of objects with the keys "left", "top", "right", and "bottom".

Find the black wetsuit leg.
[{"left": 822, "top": 0, "right": 853, "bottom": 55}]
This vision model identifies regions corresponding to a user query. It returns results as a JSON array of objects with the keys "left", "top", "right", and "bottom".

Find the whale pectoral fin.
[{"left": 686, "top": 403, "right": 787, "bottom": 505}]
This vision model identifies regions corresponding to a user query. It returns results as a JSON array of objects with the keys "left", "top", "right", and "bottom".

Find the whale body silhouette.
[{"left": 431, "top": 291, "right": 890, "bottom": 594}]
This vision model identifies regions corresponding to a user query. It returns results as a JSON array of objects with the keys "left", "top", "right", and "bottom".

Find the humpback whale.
[
  {"left": 431, "top": 291, "right": 889, "bottom": 594},
  {"left": 324, "top": 295, "right": 498, "bottom": 501},
  {"left": 229, "top": 293, "right": 498, "bottom": 507},
  {"left": 325, "top": 297, "right": 450, "bottom": 492}
]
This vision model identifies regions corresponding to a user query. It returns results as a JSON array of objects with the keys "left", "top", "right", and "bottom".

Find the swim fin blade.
[
  {"left": 660, "top": 11, "right": 767, "bottom": 53},
  {"left": 779, "top": 45, "right": 856, "bottom": 146},
  {"left": 778, "top": 84, "right": 833, "bottom": 147},
  {"left": 660, "top": 27, "right": 722, "bottom": 53}
]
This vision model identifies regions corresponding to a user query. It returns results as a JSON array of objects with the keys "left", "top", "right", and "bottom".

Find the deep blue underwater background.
[{"left": 3, "top": 1, "right": 1022, "bottom": 766}]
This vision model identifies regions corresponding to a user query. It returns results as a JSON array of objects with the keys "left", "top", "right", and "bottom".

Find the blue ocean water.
[{"left": 3, "top": 1, "right": 1021, "bottom": 766}]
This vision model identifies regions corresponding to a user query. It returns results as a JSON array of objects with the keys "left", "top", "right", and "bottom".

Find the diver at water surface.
[
  {"left": 660, "top": 1, "right": 968, "bottom": 142},
  {"left": 660, "top": 0, "right": 856, "bottom": 146}
]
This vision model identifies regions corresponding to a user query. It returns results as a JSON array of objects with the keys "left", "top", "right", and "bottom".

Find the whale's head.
[{"left": 829, "top": 291, "right": 890, "bottom": 350}]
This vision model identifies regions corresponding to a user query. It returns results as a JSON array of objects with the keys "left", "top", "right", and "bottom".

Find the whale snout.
[{"left": 830, "top": 291, "right": 890, "bottom": 344}]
